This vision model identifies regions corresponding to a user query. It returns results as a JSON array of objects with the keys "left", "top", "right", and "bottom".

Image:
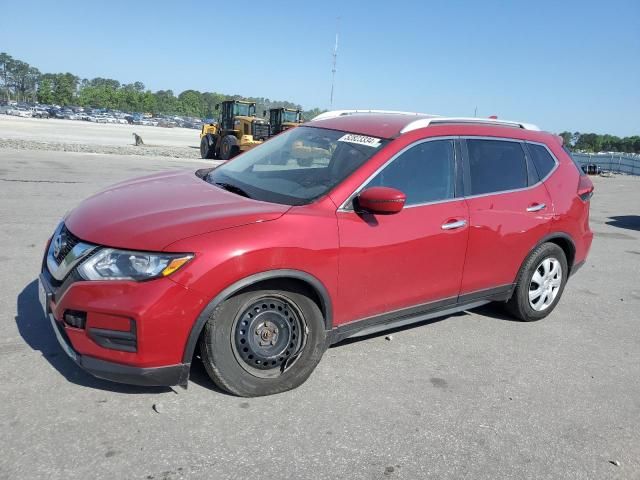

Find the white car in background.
[{"left": 12, "top": 108, "right": 32, "bottom": 118}]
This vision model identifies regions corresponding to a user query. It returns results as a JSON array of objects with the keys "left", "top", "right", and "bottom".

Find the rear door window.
[
  {"left": 366, "top": 139, "right": 455, "bottom": 205},
  {"left": 528, "top": 143, "right": 557, "bottom": 179},
  {"left": 466, "top": 139, "right": 528, "bottom": 195}
]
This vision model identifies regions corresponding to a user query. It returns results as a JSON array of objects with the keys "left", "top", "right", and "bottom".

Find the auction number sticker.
[{"left": 338, "top": 133, "right": 382, "bottom": 148}]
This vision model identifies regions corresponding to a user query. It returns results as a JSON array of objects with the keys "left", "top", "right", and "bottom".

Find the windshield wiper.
[{"left": 214, "top": 182, "right": 252, "bottom": 199}]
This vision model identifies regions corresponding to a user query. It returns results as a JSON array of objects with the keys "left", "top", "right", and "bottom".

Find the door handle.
[
  {"left": 441, "top": 219, "right": 467, "bottom": 230},
  {"left": 526, "top": 203, "right": 546, "bottom": 212}
]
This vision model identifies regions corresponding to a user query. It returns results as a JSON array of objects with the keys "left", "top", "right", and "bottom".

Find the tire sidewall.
[
  {"left": 200, "top": 137, "right": 209, "bottom": 158},
  {"left": 201, "top": 288, "right": 327, "bottom": 396},
  {"left": 516, "top": 243, "right": 568, "bottom": 321},
  {"left": 221, "top": 135, "right": 238, "bottom": 160}
]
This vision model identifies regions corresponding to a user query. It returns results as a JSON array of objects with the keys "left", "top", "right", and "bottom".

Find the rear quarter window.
[{"left": 527, "top": 143, "right": 557, "bottom": 179}]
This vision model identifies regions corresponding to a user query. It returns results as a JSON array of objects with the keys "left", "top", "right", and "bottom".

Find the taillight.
[{"left": 577, "top": 175, "right": 594, "bottom": 201}]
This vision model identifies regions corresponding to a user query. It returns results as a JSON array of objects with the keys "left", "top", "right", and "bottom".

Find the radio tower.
[{"left": 330, "top": 17, "right": 340, "bottom": 108}]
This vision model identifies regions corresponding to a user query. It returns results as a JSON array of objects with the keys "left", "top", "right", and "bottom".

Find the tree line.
[
  {"left": 559, "top": 131, "right": 640, "bottom": 154},
  {"left": 2, "top": 53, "right": 637, "bottom": 151},
  {"left": 0, "top": 52, "right": 325, "bottom": 120}
]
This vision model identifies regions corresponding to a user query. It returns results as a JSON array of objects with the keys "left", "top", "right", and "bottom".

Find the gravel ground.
[
  {"left": 0, "top": 137, "right": 201, "bottom": 159},
  {"left": 0, "top": 114, "right": 200, "bottom": 150},
  {"left": 0, "top": 147, "right": 639, "bottom": 480},
  {"left": 0, "top": 115, "right": 203, "bottom": 158}
]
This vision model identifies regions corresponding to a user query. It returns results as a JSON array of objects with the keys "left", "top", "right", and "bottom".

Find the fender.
[
  {"left": 181, "top": 269, "right": 333, "bottom": 364},
  {"left": 512, "top": 231, "right": 577, "bottom": 287}
]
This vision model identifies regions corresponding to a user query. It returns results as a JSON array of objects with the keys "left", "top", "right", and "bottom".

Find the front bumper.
[{"left": 39, "top": 272, "right": 193, "bottom": 387}]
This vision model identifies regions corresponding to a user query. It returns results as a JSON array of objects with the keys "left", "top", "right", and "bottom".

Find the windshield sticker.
[{"left": 338, "top": 133, "right": 382, "bottom": 148}]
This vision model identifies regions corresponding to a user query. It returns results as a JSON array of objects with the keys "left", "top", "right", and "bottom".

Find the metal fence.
[{"left": 571, "top": 153, "right": 640, "bottom": 176}]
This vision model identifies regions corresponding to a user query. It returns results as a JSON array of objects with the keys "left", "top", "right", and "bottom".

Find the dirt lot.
[
  {"left": 0, "top": 115, "right": 202, "bottom": 158},
  {"left": 0, "top": 132, "right": 639, "bottom": 479}
]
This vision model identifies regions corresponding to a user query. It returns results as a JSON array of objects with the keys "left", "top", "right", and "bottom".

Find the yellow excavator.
[
  {"left": 267, "top": 108, "right": 304, "bottom": 136},
  {"left": 200, "top": 100, "right": 270, "bottom": 159}
]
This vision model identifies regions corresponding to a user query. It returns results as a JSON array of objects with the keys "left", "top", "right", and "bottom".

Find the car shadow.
[
  {"left": 184, "top": 352, "right": 230, "bottom": 394},
  {"left": 16, "top": 279, "right": 171, "bottom": 394},
  {"left": 606, "top": 215, "right": 640, "bottom": 232},
  {"left": 471, "top": 303, "right": 519, "bottom": 321}
]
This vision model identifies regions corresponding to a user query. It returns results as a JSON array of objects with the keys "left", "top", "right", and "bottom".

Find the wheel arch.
[
  {"left": 513, "top": 232, "right": 577, "bottom": 289},
  {"left": 540, "top": 232, "right": 576, "bottom": 274},
  {"left": 181, "top": 269, "right": 333, "bottom": 364}
]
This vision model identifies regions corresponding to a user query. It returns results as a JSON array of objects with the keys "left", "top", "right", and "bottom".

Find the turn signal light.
[{"left": 161, "top": 256, "right": 192, "bottom": 277}]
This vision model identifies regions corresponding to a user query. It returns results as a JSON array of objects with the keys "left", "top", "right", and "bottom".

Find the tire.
[
  {"left": 506, "top": 243, "right": 568, "bottom": 322},
  {"left": 199, "top": 282, "right": 327, "bottom": 397},
  {"left": 200, "top": 135, "right": 216, "bottom": 159},
  {"left": 220, "top": 135, "right": 239, "bottom": 160}
]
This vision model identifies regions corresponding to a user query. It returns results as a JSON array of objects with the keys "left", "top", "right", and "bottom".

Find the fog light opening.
[{"left": 63, "top": 310, "right": 87, "bottom": 329}]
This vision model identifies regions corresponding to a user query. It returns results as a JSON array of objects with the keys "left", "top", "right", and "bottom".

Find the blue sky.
[{"left": 1, "top": 0, "right": 638, "bottom": 135}]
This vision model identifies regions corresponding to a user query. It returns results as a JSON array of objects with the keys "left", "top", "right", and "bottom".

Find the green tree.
[
  {"left": 558, "top": 131, "right": 573, "bottom": 147},
  {"left": 153, "top": 90, "right": 180, "bottom": 114},
  {"left": 37, "top": 76, "right": 54, "bottom": 104},
  {"left": 0, "top": 52, "right": 14, "bottom": 101},
  {"left": 178, "top": 90, "right": 203, "bottom": 117},
  {"left": 51, "top": 73, "right": 79, "bottom": 105}
]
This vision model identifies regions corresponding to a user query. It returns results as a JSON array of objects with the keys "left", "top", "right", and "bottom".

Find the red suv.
[{"left": 39, "top": 112, "right": 594, "bottom": 396}]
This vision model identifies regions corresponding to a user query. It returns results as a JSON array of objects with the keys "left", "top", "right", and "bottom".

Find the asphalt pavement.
[{"left": 1, "top": 148, "right": 638, "bottom": 480}]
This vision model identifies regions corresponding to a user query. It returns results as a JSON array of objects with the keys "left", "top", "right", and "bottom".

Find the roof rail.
[
  {"left": 400, "top": 117, "right": 540, "bottom": 133},
  {"left": 312, "top": 109, "right": 437, "bottom": 121}
]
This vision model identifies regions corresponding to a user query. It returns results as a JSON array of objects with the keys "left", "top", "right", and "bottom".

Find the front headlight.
[{"left": 77, "top": 248, "right": 193, "bottom": 281}]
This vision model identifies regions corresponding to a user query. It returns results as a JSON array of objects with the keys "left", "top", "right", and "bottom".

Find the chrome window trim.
[
  {"left": 337, "top": 136, "right": 459, "bottom": 212},
  {"left": 461, "top": 136, "right": 560, "bottom": 201},
  {"left": 336, "top": 136, "right": 561, "bottom": 213},
  {"left": 524, "top": 140, "right": 561, "bottom": 183}
]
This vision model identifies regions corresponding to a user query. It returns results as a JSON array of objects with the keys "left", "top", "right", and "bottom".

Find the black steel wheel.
[
  {"left": 232, "top": 296, "right": 305, "bottom": 378},
  {"left": 199, "top": 282, "right": 327, "bottom": 396}
]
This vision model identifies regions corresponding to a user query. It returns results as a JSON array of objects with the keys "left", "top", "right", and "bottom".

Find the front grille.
[
  {"left": 252, "top": 122, "right": 270, "bottom": 141},
  {"left": 53, "top": 225, "right": 81, "bottom": 265}
]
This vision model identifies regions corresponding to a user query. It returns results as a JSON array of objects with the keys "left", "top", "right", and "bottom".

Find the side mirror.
[
  {"left": 356, "top": 187, "right": 406, "bottom": 215},
  {"left": 215, "top": 104, "right": 219, "bottom": 111},
  {"left": 263, "top": 110, "right": 267, "bottom": 117}
]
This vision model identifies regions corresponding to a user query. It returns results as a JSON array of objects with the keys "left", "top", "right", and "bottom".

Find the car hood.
[{"left": 65, "top": 170, "right": 290, "bottom": 251}]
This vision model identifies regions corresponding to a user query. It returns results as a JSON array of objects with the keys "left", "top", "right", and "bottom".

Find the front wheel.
[
  {"left": 200, "top": 136, "right": 216, "bottom": 159},
  {"left": 199, "top": 283, "right": 327, "bottom": 396},
  {"left": 506, "top": 243, "right": 568, "bottom": 321}
]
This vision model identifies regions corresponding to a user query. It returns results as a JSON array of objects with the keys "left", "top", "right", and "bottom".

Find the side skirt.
[{"left": 327, "top": 284, "right": 513, "bottom": 345}]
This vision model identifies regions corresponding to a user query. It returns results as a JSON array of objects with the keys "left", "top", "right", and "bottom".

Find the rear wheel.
[
  {"left": 506, "top": 243, "right": 568, "bottom": 321},
  {"left": 200, "top": 135, "right": 217, "bottom": 159},
  {"left": 220, "top": 135, "right": 239, "bottom": 160},
  {"left": 199, "top": 283, "right": 327, "bottom": 396}
]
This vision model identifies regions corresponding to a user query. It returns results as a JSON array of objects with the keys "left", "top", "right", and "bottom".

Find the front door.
[{"left": 335, "top": 138, "right": 469, "bottom": 324}]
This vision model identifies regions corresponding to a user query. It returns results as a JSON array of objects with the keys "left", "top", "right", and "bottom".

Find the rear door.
[
  {"left": 459, "top": 137, "right": 553, "bottom": 297},
  {"left": 336, "top": 138, "right": 469, "bottom": 323}
]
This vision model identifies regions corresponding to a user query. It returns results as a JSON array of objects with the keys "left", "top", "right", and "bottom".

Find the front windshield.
[
  {"left": 206, "top": 126, "right": 388, "bottom": 206},
  {"left": 233, "top": 103, "right": 254, "bottom": 117},
  {"left": 282, "top": 110, "right": 299, "bottom": 123}
]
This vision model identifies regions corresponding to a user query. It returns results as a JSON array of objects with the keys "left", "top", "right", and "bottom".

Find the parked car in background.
[
  {"left": 31, "top": 107, "right": 50, "bottom": 118},
  {"left": 10, "top": 107, "right": 32, "bottom": 118}
]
